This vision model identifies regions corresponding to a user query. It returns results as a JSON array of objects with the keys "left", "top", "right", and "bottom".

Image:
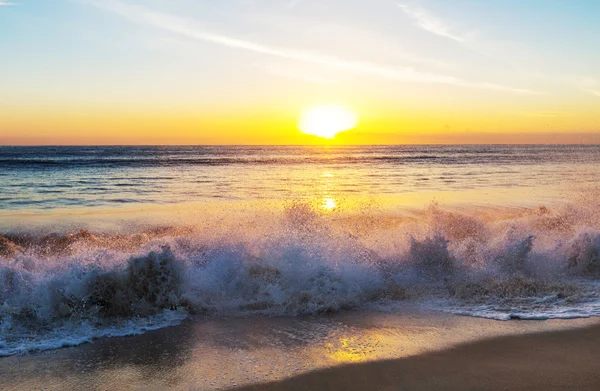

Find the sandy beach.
[
  {"left": 0, "top": 309, "right": 598, "bottom": 391},
  {"left": 237, "top": 323, "right": 600, "bottom": 391}
]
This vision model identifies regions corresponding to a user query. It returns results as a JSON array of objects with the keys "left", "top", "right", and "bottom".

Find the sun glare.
[
  {"left": 298, "top": 104, "right": 358, "bottom": 139},
  {"left": 322, "top": 197, "right": 337, "bottom": 210}
]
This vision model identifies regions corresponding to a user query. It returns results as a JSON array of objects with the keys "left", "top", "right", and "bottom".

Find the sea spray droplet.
[{"left": 2, "top": 202, "right": 600, "bottom": 355}]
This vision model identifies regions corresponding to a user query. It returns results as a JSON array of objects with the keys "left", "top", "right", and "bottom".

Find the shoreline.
[{"left": 0, "top": 309, "right": 598, "bottom": 390}]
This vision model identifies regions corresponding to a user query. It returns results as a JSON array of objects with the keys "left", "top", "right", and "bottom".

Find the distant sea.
[
  {"left": 1, "top": 144, "right": 600, "bottom": 356},
  {"left": 1, "top": 145, "right": 599, "bottom": 209}
]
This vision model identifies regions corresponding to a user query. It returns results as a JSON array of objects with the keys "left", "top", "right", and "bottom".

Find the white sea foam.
[
  {"left": 1, "top": 201, "right": 600, "bottom": 355},
  {"left": 0, "top": 310, "right": 187, "bottom": 356}
]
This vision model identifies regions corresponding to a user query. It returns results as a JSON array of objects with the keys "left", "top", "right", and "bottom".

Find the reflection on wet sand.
[
  {"left": 234, "top": 324, "right": 600, "bottom": 391},
  {"left": 0, "top": 309, "right": 596, "bottom": 391}
]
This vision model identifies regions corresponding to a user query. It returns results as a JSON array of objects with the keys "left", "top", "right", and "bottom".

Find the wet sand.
[
  {"left": 0, "top": 308, "right": 598, "bottom": 391},
  {"left": 237, "top": 323, "right": 600, "bottom": 391}
]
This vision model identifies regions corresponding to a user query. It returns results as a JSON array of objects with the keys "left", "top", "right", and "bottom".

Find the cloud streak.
[
  {"left": 86, "top": 0, "right": 538, "bottom": 94},
  {"left": 397, "top": 3, "right": 464, "bottom": 42},
  {"left": 580, "top": 78, "right": 600, "bottom": 97},
  {"left": 256, "top": 63, "right": 337, "bottom": 84},
  {"left": 0, "top": 1, "right": 16, "bottom": 5},
  {"left": 395, "top": 2, "right": 554, "bottom": 90}
]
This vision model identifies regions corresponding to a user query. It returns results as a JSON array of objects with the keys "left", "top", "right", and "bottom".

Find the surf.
[{"left": 2, "top": 200, "right": 600, "bottom": 355}]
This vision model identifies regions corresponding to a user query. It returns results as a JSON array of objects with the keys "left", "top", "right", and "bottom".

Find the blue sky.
[{"left": 1, "top": 0, "right": 599, "bottom": 143}]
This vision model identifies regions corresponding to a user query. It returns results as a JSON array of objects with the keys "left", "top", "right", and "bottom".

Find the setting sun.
[{"left": 298, "top": 104, "right": 359, "bottom": 139}]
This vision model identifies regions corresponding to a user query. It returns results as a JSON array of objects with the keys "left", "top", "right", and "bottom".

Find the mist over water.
[{"left": 1, "top": 145, "right": 600, "bottom": 356}]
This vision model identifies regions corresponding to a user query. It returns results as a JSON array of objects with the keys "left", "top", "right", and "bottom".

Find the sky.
[{"left": 1, "top": 0, "right": 599, "bottom": 144}]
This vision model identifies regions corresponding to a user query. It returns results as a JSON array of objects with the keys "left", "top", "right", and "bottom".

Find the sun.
[{"left": 298, "top": 104, "right": 358, "bottom": 139}]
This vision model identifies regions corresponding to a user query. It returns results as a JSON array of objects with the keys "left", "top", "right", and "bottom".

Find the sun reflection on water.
[
  {"left": 326, "top": 338, "right": 363, "bottom": 363},
  {"left": 322, "top": 197, "right": 337, "bottom": 210},
  {"left": 325, "top": 336, "right": 377, "bottom": 363}
]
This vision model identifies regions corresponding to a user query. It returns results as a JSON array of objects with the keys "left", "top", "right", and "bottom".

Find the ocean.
[
  {"left": 1, "top": 145, "right": 600, "bottom": 356},
  {"left": 1, "top": 145, "right": 599, "bottom": 209}
]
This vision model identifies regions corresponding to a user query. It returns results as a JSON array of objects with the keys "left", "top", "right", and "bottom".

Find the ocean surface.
[
  {"left": 1, "top": 145, "right": 600, "bottom": 356},
  {"left": 1, "top": 145, "right": 599, "bottom": 209}
]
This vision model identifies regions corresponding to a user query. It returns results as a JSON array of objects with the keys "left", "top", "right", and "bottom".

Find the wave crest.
[{"left": 2, "top": 202, "right": 600, "bottom": 354}]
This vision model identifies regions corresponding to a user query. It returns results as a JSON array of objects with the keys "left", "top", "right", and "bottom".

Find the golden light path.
[
  {"left": 298, "top": 104, "right": 358, "bottom": 139},
  {"left": 322, "top": 197, "right": 337, "bottom": 210}
]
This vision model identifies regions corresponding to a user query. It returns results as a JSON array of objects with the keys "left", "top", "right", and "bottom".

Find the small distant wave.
[
  {"left": 0, "top": 156, "right": 445, "bottom": 168},
  {"left": 3, "top": 145, "right": 600, "bottom": 211},
  {"left": 1, "top": 201, "right": 600, "bottom": 355},
  {"left": 2, "top": 145, "right": 596, "bottom": 169}
]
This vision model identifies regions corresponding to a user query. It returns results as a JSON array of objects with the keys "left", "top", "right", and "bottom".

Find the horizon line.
[{"left": 2, "top": 142, "right": 600, "bottom": 147}]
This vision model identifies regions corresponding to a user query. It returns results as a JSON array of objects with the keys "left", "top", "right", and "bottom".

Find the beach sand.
[
  {"left": 0, "top": 308, "right": 598, "bottom": 391},
  {"left": 237, "top": 322, "right": 600, "bottom": 391}
]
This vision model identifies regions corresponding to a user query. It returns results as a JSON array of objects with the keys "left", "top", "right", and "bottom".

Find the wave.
[
  {"left": 1, "top": 201, "right": 600, "bottom": 355},
  {"left": 0, "top": 156, "right": 455, "bottom": 168}
]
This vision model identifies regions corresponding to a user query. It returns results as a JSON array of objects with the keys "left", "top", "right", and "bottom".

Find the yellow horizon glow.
[
  {"left": 1, "top": 102, "right": 600, "bottom": 145},
  {"left": 298, "top": 104, "right": 359, "bottom": 139}
]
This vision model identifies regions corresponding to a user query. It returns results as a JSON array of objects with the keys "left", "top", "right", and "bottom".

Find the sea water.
[{"left": 1, "top": 145, "right": 600, "bottom": 355}]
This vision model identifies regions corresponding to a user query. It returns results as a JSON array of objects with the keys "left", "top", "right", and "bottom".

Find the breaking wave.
[{"left": 2, "top": 201, "right": 600, "bottom": 355}]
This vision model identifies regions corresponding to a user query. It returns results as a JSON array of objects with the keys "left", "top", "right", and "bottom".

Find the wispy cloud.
[
  {"left": 391, "top": 51, "right": 456, "bottom": 70},
  {"left": 0, "top": 1, "right": 16, "bottom": 6},
  {"left": 395, "top": 2, "right": 554, "bottom": 91},
  {"left": 85, "top": 0, "right": 539, "bottom": 94},
  {"left": 397, "top": 3, "right": 464, "bottom": 42},
  {"left": 256, "top": 62, "right": 337, "bottom": 84},
  {"left": 395, "top": 2, "right": 506, "bottom": 63},
  {"left": 478, "top": 82, "right": 539, "bottom": 95},
  {"left": 579, "top": 78, "right": 600, "bottom": 97}
]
